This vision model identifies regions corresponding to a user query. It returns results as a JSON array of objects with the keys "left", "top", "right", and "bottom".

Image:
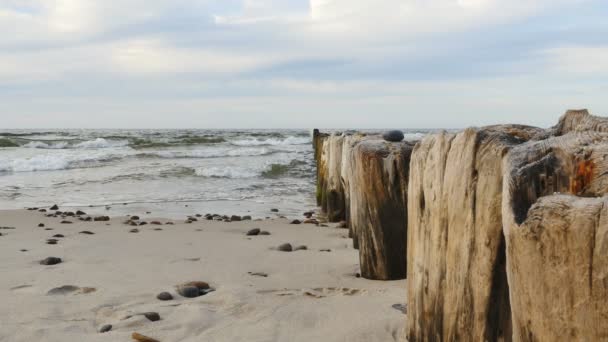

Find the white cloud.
[{"left": 545, "top": 46, "right": 608, "bottom": 75}]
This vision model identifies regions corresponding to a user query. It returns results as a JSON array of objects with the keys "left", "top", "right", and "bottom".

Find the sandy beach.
[{"left": 0, "top": 208, "right": 406, "bottom": 342}]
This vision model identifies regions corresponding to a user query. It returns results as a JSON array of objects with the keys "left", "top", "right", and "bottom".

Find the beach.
[{"left": 0, "top": 208, "right": 406, "bottom": 342}]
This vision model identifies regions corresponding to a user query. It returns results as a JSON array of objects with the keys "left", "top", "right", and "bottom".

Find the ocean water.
[
  {"left": 0, "top": 129, "right": 317, "bottom": 218},
  {"left": 0, "top": 129, "right": 429, "bottom": 219}
]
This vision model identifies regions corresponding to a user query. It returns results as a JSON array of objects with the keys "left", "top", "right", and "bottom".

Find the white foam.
[
  {"left": 145, "top": 147, "right": 273, "bottom": 159},
  {"left": 74, "top": 138, "right": 129, "bottom": 149},
  {"left": 23, "top": 141, "right": 69, "bottom": 149},
  {"left": 230, "top": 136, "right": 311, "bottom": 146},
  {"left": 194, "top": 166, "right": 259, "bottom": 179}
]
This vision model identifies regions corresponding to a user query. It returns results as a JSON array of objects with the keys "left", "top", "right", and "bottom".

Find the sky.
[{"left": 0, "top": 0, "right": 607, "bottom": 129}]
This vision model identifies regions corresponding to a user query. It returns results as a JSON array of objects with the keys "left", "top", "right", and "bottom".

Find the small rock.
[
  {"left": 99, "top": 324, "right": 112, "bottom": 333},
  {"left": 150, "top": 221, "right": 162, "bottom": 225},
  {"left": 156, "top": 292, "right": 173, "bottom": 301},
  {"left": 47, "top": 285, "right": 79, "bottom": 295},
  {"left": 132, "top": 332, "right": 160, "bottom": 342},
  {"left": 76, "top": 210, "right": 86, "bottom": 216},
  {"left": 39, "top": 209, "right": 47, "bottom": 212},
  {"left": 230, "top": 215, "right": 242, "bottom": 221},
  {"left": 246, "top": 228, "right": 261, "bottom": 236},
  {"left": 20, "top": 249, "right": 28, "bottom": 252},
  {"left": 290, "top": 220, "right": 301, "bottom": 225},
  {"left": 65, "top": 211, "right": 75, "bottom": 217},
  {"left": 143, "top": 312, "right": 161, "bottom": 322},
  {"left": 46, "top": 239, "right": 58, "bottom": 245},
  {"left": 165, "top": 222, "right": 174, "bottom": 225},
  {"left": 277, "top": 243, "right": 293, "bottom": 252},
  {"left": 177, "top": 285, "right": 200, "bottom": 298},
  {"left": 319, "top": 249, "right": 332, "bottom": 252},
  {"left": 50, "top": 205, "right": 59, "bottom": 210},
  {"left": 392, "top": 303, "right": 407, "bottom": 314},
  {"left": 259, "top": 231, "right": 271, "bottom": 235},
  {"left": 154, "top": 228, "right": 163, "bottom": 231},
  {"left": 84, "top": 217, "right": 92, "bottom": 222},
  {"left": 320, "top": 224, "right": 329, "bottom": 228},
  {"left": 188, "top": 217, "right": 198, "bottom": 222},
  {"left": 242, "top": 215, "right": 252, "bottom": 221},
  {"left": 94, "top": 216, "right": 110, "bottom": 222},
  {"left": 294, "top": 245, "right": 308, "bottom": 251},
  {"left": 129, "top": 229, "right": 139, "bottom": 233},
  {"left": 182, "top": 281, "right": 210, "bottom": 290},
  {"left": 195, "top": 214, "right": 202, "bottom": 217},
  {"left": 130, "top": 221, "right": 139, "bottom": 226},
  {"left": 139, "top": 221, "right": 147, "bottom": 226},
  {"left": 79, "top": 231, "right": 95, "bottom": 235},
  {"left": 382, "top": 130, "right": 405, "bottom": 142},
  {"left": 146, "top": 211, "right": 151, "bottom": 214},
  {"left": 355, "top": 273, "right": 361, "bottom": 278},
  {"left": 52, "top": 234, "right": 65, "bottom": 238},
  {"left": 131, "top": 216, "right": 140, "bottom": 220},
  {"left": 55, "top": 211, "right": 63, "bottom": 215},
  {"left": 40, "top": 257, "right": 62, "bottom": 265},
  {"left": 270, "top": 209, "right": 279, "bottom": 212},
  {"left": 60, "top": 220, "right": 72, "bottom": 224},
  {"left": 38, "top": 223, "right": 45, "bottom": 227}
]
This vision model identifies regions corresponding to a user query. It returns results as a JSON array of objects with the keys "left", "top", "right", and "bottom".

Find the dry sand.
[{"left": 0, "top": 209, "right": 406, "bottom": 342}]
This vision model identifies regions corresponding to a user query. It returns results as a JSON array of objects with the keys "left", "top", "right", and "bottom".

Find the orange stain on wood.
[{"left": 570, "top": 160, "right": 594, "bottom": 194}]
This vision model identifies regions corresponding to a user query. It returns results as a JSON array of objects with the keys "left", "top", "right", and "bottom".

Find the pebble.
[
  {"left": 259, "top": 231, "right": 271, "bottom": 235},
  {"left": 99, "top": 324, "right": 112, "bottom": 333},
  {"left": 84, "top": 217, "right": 92, "bottom": 222},
  {"left": 150, "top": 221, "right": 162, "bottom": 225},
  {"left": 195, "top": 214, "right": 202, "bottom": 217},
  {"left": 270, "top": 209, "right": 279, "bottom": 212},
  {"left": 392, "top": 303, "right": 407, "bottom": 314},
  {"left": 294, "top": 245, "right": 308, "bottom": 251},
  {"left": 47, "top": 285, "right": 79, "bottom": 295},
  {"left": 231, "top": 215, "right": 242, "bottom": 221},
  {"left": 94, "top": 216, "right": 110, "bottom": 222},
  {"left": 47, "top": 239, "right": 58, "bottom": 245},
  {"left": 40, "top": 257, "right": 62, "bottom": 265},
  {"left": 320, "top": 249, "right": 332, "bottom": 252},
  {"left": 52, "top": 234, "right": 65, "bottom": 238},
  {"left": 132, "top": 332, "right": 160, "bottom": 342},
  {"left": 76, "top": 210, "right": 86, "bottom": 216},
  {"left": 154, "top": 228, "right": 163, "bottom": 231},
  {"left": 248, "top": 272, "right": 268, "bottom": 277},
  {"left": 20, "top": 249, "right": 28, "bottom": 252},
  {"left": 79, "top": 231, "right": 95, "bottom": 235},
  {"left": 139, "top": 222, "right": 148, "bottom": 226},
  {"left": 131, "top": 216, "right": 140, "bottom": 220},
  {"left": 242, "top": 215, "right": 252, "bottom": 221},
  {"left": 50, "top": 205, "right": 59, "bottom": 210},
  {"left": 165, "top": 222, "right": 174, "bottom": 225},
  {"left": 129, "top": 229, "right": 139, "bottom": 233},
  {"left": 143, "top": 312, "right": 161, "bottom": 322},
  {"left": 277, "top": 243, "right": 293, "bottom": 252},
  {"left": 39, "top": 209, "right": 47, "bottom": 212},
  {"left": 290, "top": 220, "right": 302, "bottom": 225},
  {"left": 382, "top": 130, "right": 405, "bottom": 142},
  {"left": 246, "top": 228, "right": 261, "bottom": 236},
  {"left": 38, "top": 223, "right": 45, "bottom": 228},
  {"left": 177, "top": 285, "right": 201, "bottom": 298},
  {"left": 44, "top": 228, "right": 54, "bottom": 231},
  {"left": 156, "top": 292, "right": 173, "bottom": 301},
  {"left": 60, "top": 220, "right": 73, "bottom": 224}
]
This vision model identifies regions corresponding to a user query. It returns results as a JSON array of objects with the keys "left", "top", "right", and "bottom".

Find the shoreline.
[{"left": 0, "top": 208, "right": 406, "bottom": 342}]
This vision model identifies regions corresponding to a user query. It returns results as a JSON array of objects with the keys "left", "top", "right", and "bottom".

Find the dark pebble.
[
  {"left": 165, "top": 222, "right": 174, "bottom": 225},
  {"left": 319, "top": 249, "right": 331, "bottom": 252},
  {"left": 392, "top": 303, "right": 407, "bottom": 314},
  {"left": 230, "top": 215, "right": 242, "bottom": 222},
  {"left": 246, "top": 228, "right": 260, "bottom": 236},
  {"left": 39, "top": 209, "right": 47, "bottom": 212},
  {"left": 60, "top": 220, "right": 72, "bottom": 224},
  {"left": 157, "top": 292, "right": 173, "bottom": 301},
  {"left": 270, "top": 209, "right": 279, "bottom": 212},
  {"left": 47, "top": 239, "right": 58, "bottom": 244},
  {"left": 382, "top": 130, "right": 405, "bottom": 142},
  {"left": 129, "top": 229, "right": 139, "bottom": 233},
  {"left": 277, "top": 243, "right": 293, "bottom": 252},
  {"left": 259, "top": 231, "right": 271, "bottom": 236},
  {"left": 52, "top": 234, "right": 65, "bottom": 238},
  {"left": 44, "top": 228, "right": 53, "bottom": 231},
  {"left": 94, "top": 216, "right": 110, "bottom": 222},
  {"left": 177, "top": 285, "right": 201, "bottom": 298},
  {"left": 47, "top": 285, "right": 79, "bottom": 295},
  {"left": 99, "top": 324, "right": 112, "bottom": 333},
  {"left": 79, "top": 231, "right": 95, "bottom": 235},
  {"left": 131, "top": 216, "right": 140, "bottom": 220},
  {"left": 139, "top": 222, "right": 148, "bottom": 226},
  {"left": 50, "top": 205, "right": 59, "bottom": 210},
  {"left": 40, "top": 257, "right": 62, "bottom": 265},
  {"left": 143, "top": 312, "right": 161, "bottom": 322},
  {"left": 294, "top": 245, "right": 308, "bottom": 251},
  {"left": 150, "top": 221, "right": 162, "bottom": 225},
  {"left": 195, "top": 214, "right": 202, "bottom": 217},
  {"left": 248, "top": 272, "right": 268, "bottom": 277},
  {"left": 242, "top": 215, "right": 252, "bottom": 221},
  {"left": 76, "top": 210, "right": 86, "bottom": 216},
  {"left": 290, "top": 220, "right": 301, "bottom": 225}
]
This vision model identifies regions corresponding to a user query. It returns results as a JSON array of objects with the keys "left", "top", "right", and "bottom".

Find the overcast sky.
[{"left": 1, "top": 0, "right": 607, "bottom": 129}]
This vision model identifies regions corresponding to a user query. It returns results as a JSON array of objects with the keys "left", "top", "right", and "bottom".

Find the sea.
[{"left": 0, "top": 129, "right": 428, "bottom": 219}]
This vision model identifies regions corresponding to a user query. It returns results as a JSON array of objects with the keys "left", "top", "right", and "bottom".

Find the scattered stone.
[
  {"left": 165, "top": 222, "right": 174, "bottom": 225},
  {"left": 50, "top": 205, "right": 59, "bottom": 210},
  {"left": 355, "top": 273, "right": 361, "bottom": 278},
  {"left": 60, "top": 220, "right": 72, "bottom": 224},
  {"left": 40, "top": 257, "right": 62, "bottom": 265},
  {"left": 79, "top": 231, "right": 95, "bottom": 235},
  {"left": 131, "top": 216, "right": 140, "bottom": 220},
  {"left": 290, "top": 220, "right": 301, "bottom": 225},
  {"left": 129, "top": 229, "right": 139, "bottom": 233},
  {"left": 182, "top": 281, "right": 210, "bottom": 290},
  {"left": 52, "top": 234, "right": 65, "bottom": 238},
  {"left": 319, "top": 249, "right": 331, "bottom": 252},
  {"left": 248, "top": 272, "right": 268, "bottom": 277},
  {"left": 139, "top": 221, "right": 148, "bottom": 226},
  {"left": 64, "top": 211, "right": 75, "bottom": 217},
  {"left": 130, "top": 221, "right": 139, "bottom": 226},
  {"left": 195, "top": 214, "right": 202, "bottom": 217},
  {"left": 20, "top": 249, "right": 27, "bottom": 252},
  {"left": 0, "top": 226, "right": 15, "bottom": 229},
  {"left": 47, "top": 285, "right": 79, "bottom": 295},
  {"left": 55, "top": 211, "right": 63, "bottom": 215},
  {"left": 132, "top": 332, "right": 160, "bottom": 342},
  {"left": 230, "top": 215, "right": 242, "bottom": 221},
  {"left": 94, "top": 216, "right": 110, "bottom": 222},
  {"left": 150, "top": 221, "right": 162, "bottom": 225},
  {"left": 76, "top": 210, "right": 86, "bottom": 216},
  {"left": 270, "top": 208, "right": 279, "bottom": 212},
  {"left": 154, "top": 228, "right": 163, "bottom": 231},
  {"left": 143, "top": 312, "right": 161, "bottom": 322},
  {"left": 242, "top": 215, "right": 252, "bottom": 221},
  {"left": 176, "top": 285, "right": 200, "bottom": 298},
  {"left": 44, "top": 228, "right": 54, "bottom": 231},
  {"left": 259, "top": 231, "right": 271, "bottom": 236},
  {"left": 382, "top": 130, "right": 405, "bottom": 142},
  {"left": 277, "top": 243, "right": 293, "bottom": 252},
  {"left": 246, "top": 228, "right": 261, "bottom": 236},
  {"left": 46, "top": 239, "right": 58, "bottom": 245},
  {"left": 39, "top": 209, "right": 47, "bottom": 213},
  {"left": 188, "top": 217, "right": 198, "bottom": 222},
  {"left": 84, "top": 217, "right": 92, "bottom": 222},
  {"left": 156, "top": 292, "right": 173, "bottom": 301},
  {"left": 146, "top": 211, "right": 151, "bottom": 214},
  {"left": 294, "top": 245, "right": 308, "bottom": 251},
  {"left": 99, "top": 324, "right": 112, "bottom": 333},
  {"left": 392, "top": 303, "right": 407, "bottom": 314}
]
